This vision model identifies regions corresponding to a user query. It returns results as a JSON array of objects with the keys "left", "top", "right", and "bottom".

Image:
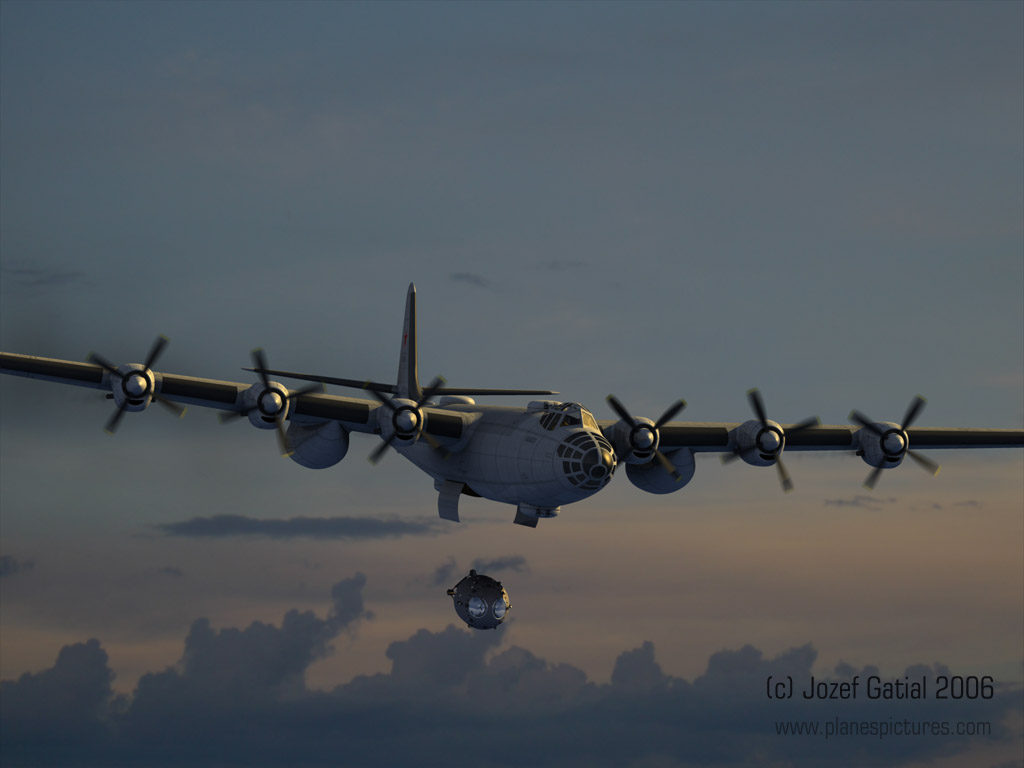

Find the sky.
[{"left": 1, "top": 1, "right": 1022, "bottom": 766}]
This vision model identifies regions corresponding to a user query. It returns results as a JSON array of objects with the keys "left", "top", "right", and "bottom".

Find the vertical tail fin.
[{"left": 396, "top": 283, "right": 422, "bottom": 401}]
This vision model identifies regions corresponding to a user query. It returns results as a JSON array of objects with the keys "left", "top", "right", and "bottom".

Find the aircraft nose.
[
  {"left": 557, "top": 431, "right": 617, "bottom": 491},
  {"left": 582, "top": 444, "right": 616, "bottom": 480}
]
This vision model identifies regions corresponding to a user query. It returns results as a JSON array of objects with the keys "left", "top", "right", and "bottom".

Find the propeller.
[
  {"left": 850, "top": 395, "right": 940, "bottom": 490},
  {"left": 366, "top": 376, "right": 450, "bottom": 464},
  {"left": 221, "top": 348, "right": 324, "bottom": 457},
  {"left": 606, "top": 395, "right": 687, "bottom": 482},
  {"left": 722, "top": 388, "right": 820, "bottom": 492},
  {"left": 89, "top": 335, "right": 186, "bottom": 434}
]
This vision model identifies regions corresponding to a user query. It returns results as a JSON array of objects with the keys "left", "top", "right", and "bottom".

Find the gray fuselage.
[{"left": 397, "top": 403, "right": 617, "bottom": 508}]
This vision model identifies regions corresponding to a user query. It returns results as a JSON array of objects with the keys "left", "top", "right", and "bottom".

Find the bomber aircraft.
[{"left": 2, "top": 284, "right": 1022, "bottom": 527}]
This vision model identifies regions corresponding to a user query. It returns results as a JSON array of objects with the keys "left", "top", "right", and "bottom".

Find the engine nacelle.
[
  {"left": 625, "top": 448, "right": 696, "bottom": 494},
  {"left": 109, "top": 363, "right": 156, "bottom": 412},
  {"left": 856, "top": 421, "right": 907, "bottom": 469},
  {"left": 607, "top": 415, "right": 660, "bottom": 464},
  {"left": 438, "top": 395, "right": 475, "bottom": 406},
  {"left": 286, "top": 421, "right": 350, "bottom": 469},
  {"left": 241, "top": 380, "right": 291, "bottom": 429},
  {"left": 376, "top": 397, "right": 424, "bottom": 446},
  {"left": 730, "top": 419, "right": 785, "bottom": 467}
]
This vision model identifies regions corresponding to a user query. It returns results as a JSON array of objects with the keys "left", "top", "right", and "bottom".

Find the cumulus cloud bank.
[{"left": 2, "top": 575, "right": 1019, "bottom": 768}]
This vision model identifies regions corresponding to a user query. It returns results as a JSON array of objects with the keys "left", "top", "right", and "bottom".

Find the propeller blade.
[
  {"left": 104, "top": 405, "right": 127, "bottom": 435},
  {"left": 418, "top": 376, "right": 447, "bottom": 406},
  {"left": 419, "top": 430, "right": 451, "bottom": 459},
  {"left": 788, "top": 416, "right": 821, "bottom": 434},
  {"left": 863, "top": 466, "right": 884, "bottom": 490},
  {"left": 747, "top": 388, "right": 769, "bottom": 428},
  {"left": 218, "top": 409, "right": 248, "bottom": 423},
  {"left": 901, "top": 395, "right": 927, "bottom": 430},
  {"left": 274, "top": 418, "right": 292, "bottom": 457},
  {"left": 287, "top": 383, "right": 326, "bottom": 401},
  {"left": 653, "top": 399, "right": 686, "bottom": 429},
  {"left": 368, "top": 435, "right": 396, "bottom": 465},
  {"left": 606, "top": 395, "right": 637, "bottom": 428},
  {"left": 653, "top": 449, "right": 681, "bottom": 482},
  {"left": 775, "top": 457, "right": 794, "bottom": 493},
  {"left": 143, "top": 335, "right": 169, "bottom": 371},
  {"left": 220, "top": 394, "right": 275, "bottom": 423},
  {"left": 88, "top": 352, "right": 120, "bottom": 377},
  {"left": 92, "top": 338, "right": 179, "bottom": 432},
  {"left": 251, "top": 348, "right": 272, "bottom": 391},
  {"left": 850, "top": 410, "right": 885, "bottom": 436},
  {"left": 366, "top": 384, "right": 396, "bottom": 411},
  {"left": 154, "top": 395, "right": 187, "bottom": 418},
  {"left": 906, "top": 449, "right": 941, "bottom": 477}
]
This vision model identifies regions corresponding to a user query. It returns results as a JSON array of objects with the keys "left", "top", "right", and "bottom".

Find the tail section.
[
  {"left": 240, "top": 286, "right": 557, "bottom": 399},
  {"left": 396, "top": 283, "right": 422, "bottom": 401}
]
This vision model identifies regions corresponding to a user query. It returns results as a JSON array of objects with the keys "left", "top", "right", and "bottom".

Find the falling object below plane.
[{"left": 447, "top": 569, "right": 510, "bottom": 630}]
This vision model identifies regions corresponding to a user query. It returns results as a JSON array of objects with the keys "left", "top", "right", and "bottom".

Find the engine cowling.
[
  {"left": 240, "top": 380, "right": 292, "bottom": 429},
  {"left": 376, "top": 397, "right": 425, "bottom": 447},
  {"left": 286, "top": 421, "right": 350, "bottom": 469},
  {"left": 608, "top": 415, "right": 660, "bottom": 464},
  {"left": 625, "top": 448, "right": 696, "bottom": 494},
  {"left": 849, "top": 397, "right": 941, "bottom": 490},
  {"left": 109, "top": 363, "right": 157, "bottom": 412},
  {"left": 730, "top": 418, "right": 785, "bottom": 467},
  {"left": 856, "top": 421, "right": 906, "bottom": 469}
]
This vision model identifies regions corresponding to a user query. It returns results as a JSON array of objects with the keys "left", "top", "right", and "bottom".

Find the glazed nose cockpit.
[{"left": 557, "top": 430, "right": 617, "bottom": 491}]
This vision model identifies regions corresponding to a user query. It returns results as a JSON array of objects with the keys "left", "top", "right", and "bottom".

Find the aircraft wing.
[
  {"left": 0, "top": 351, "right": 464, "bottom": 441},
  {"left": 240, "top": 364, "right": 558, "bottom": 396},
  {"left": 597, "top": 421, "right": 1024, "bottom": 452}
]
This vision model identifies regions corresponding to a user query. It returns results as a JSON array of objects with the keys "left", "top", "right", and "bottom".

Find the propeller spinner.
[
  {"left": 89, "top": 335, "right": 186, "bottom": 434},
  {"left": 221, "top": 348, "right": 324, "bottom": 456},
  {"left": 606, "top": 395, "right": 687, "bottom": 481},
  {"left": 850, "top": 395, "right": 940, "bottom": 490},
  {"left": 722, "top": 388, "right": 820, "bottom": 492},
  {"left": 366, "top": 376, "right": 450, "bottom": 464}
]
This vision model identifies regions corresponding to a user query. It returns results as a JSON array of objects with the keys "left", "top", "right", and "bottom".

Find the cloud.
[
  {"left": 154, "top": 514, "right": 444, "bottom": 539},
  {"left": 329, "top": 572, "right": 374, "bottom": 631},
  {"left": 431, "top": 556, "right": 459, "bottom": 586},
  {"left": 430, "top": 555, "right": 527, "bottom": 586},
  {"left": 127, "top": 573, "right": 371, "bottom": 731},
  {"left": 0, "top": 265, "right": 89, "bottom": 289},
  {"left": 379, "top": 624, "right": 503, "bottom": 690},
  {"left": 469, "top": 555, "right": 528, "bottom": 575},
  {"left": 0, "top": 639, "right": 123, "bottom": 762},
  {"left": 0, "top": 555, "right": 35, "bottom": 579},
  {"left": 3, "top": 577, "right": 1020, "bottom": 768},
  {"left": 823, "top": 495, "right": 897, "bottom": 509},
  {"left": 449, "top": 272, "right": 490, "bottom": 288},
  {"left": 157, "top": 566, "right": 184, "bottom": 578},
  {"left": 611, "top": 641, "right": 670, "bottom": 695}
]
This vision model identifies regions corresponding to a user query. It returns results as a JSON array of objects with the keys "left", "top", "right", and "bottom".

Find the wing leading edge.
[
  {"left": 4, "top": 351, "right": 1021, "bottom": 453},
  {"left": 0, "top": 351, "right": 465, "bottom": 440},
  {"left": 611, "top": 421, "right": 1024, "bottom": 452}
]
